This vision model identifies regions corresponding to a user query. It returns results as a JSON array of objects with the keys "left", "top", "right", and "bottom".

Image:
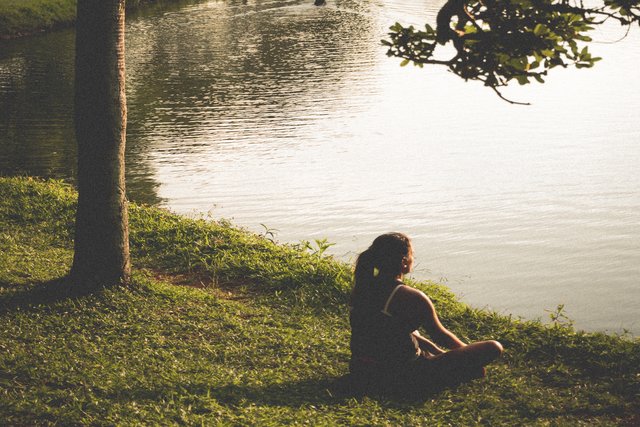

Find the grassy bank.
[
  {"left": 0, "top": 0, "right": 179, "bottom": 39},
  {"left": 1, "top": 176, "right": 639, "bottom": 425},
  {"left": 0, "top": 0, "right": 75, "bottom": 38}
]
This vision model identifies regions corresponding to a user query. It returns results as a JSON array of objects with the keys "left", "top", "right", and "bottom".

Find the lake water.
[{"left": 1, "top": 0, "right": 639, "bottom": 334}]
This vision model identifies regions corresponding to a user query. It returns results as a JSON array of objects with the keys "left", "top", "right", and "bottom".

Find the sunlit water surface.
[{"left": 1, "top": 0, "right": 639, "bottom": 334}]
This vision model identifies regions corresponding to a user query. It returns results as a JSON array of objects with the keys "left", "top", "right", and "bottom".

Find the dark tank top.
[{"left": 349, "top": 281, "right": 420, "bottom": 372}]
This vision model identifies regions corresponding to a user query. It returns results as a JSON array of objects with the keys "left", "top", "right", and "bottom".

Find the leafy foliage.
[{"left": 383, "top": 0, "right": 639, "bottom": 103}]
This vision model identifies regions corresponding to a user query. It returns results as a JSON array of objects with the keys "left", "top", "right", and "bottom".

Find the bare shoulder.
[
  {"left": 396, "top": 285, "right": 432, "bottom": 304},
  {"left": 390, "top": 285, "right": 435, "bottom": 321}
]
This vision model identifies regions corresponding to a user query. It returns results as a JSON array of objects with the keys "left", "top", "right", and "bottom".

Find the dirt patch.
[{"left": 148, "top": 270, "right": 257, "bottom": 301}]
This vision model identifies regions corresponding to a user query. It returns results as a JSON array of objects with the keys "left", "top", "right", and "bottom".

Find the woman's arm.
[
  {"left": 420, "top": 295, "right": 467, "bottom": 349},
  {"left": 392, "top": 286, "right": 467, "bottom": 350},
  {"left": 393, "top": 286, "right": 504, "bottom": 374},
  {"left": 412, "top": 331, "right": 445, "bottom": 355}
]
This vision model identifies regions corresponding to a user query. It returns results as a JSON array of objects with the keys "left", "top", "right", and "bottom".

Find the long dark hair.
[{"left": 351, "top": 232, "right": 411, "bottom": 307}]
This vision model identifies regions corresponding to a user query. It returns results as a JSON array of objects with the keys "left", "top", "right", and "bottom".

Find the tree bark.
[{"left": 71, "top": 0, "right": 130, "bottom": 289}]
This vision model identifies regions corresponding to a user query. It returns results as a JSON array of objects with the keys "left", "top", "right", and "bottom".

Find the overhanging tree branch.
[{"left": 384, "top": 0, "right": 639, "bottom": 103}]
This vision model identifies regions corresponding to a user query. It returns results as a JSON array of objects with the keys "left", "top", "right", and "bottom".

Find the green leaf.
[
  {"left": 464, "top": 24, "right": 478, "bottom": 34},
  {"left": 533, "top": 23, "right": 547, "bottom": 35}
]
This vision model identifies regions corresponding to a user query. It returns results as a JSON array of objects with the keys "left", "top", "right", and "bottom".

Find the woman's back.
[{"left": 349, "top": 280, "right": 419, "bottom": 372}]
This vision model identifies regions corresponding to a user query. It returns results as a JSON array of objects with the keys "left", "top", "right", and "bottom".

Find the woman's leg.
[
  {"left": 426, "top": 340, "right": 503, "bottom": 383},
  {"left": 401, "top": 340, "right": 502, "bottom": 394},
  {"left": 431, "top": 340, "right": 502, "bottom": 367}
]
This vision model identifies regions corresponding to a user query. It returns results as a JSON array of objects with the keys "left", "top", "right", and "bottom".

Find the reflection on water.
[{"left": 1, "top": 0, "right": 639, "bottom": 333}]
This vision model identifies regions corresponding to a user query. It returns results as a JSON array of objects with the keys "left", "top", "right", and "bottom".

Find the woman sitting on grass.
[{"left": 349, "top": 232, "right": 503, "bottom": 394}]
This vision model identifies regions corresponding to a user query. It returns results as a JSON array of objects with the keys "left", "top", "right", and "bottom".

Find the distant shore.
[{"left": 0, "top": 0, "right": 179, "bottom": 39}]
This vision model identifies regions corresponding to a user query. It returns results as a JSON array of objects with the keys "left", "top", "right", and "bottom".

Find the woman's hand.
[{"left": 412, "top": 331, "right": 445, "bottom": 355}]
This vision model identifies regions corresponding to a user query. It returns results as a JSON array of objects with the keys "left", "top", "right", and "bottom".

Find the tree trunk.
[{"left": 71, "top": 0, "right": 130, "bottom": 289}]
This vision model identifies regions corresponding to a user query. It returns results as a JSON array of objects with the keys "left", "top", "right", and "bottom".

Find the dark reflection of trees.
[
  {"left": 124, "top": 0, "right": 379, "bottom": 146},
  {"left": 4, "top": 0, "right": 376, "bottom": 204},
  {"left": 0, "top": 30, "right": 76, "bottom": 178},
  {"left": 0, "top": 28, "right": 163, "bottom": 204}
]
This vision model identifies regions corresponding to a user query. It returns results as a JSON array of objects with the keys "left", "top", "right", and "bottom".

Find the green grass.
[
  {"left": 1, "top": 176, "right": 639, "bottom": 425},
  {"left": 0, "top": 0, "right": 76, "bottom": 38}
]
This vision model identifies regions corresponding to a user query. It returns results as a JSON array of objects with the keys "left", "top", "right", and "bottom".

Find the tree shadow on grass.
[
  {"left": 0, "top": 276, "right": 101, "bottom": 314},
  {"left": 96, "top": 378, "right": 340, "bottom": 408},
  {"left": 106, "top": 375, "right": 448, "bottom": 412},
  {"left": 195, "top": 378, "right": 344, "bottom": 407}
]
